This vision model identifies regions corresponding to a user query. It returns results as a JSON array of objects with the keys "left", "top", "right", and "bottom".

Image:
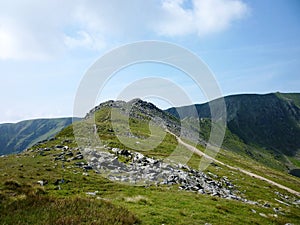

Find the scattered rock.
[
  {"left": 83, "top": 148, "right": 249, "bottom": 202},
  {"left": 86, "top": 191, "right": 98, "bottom": 196},
  {"left": 73, "top": 154, "right": 83, "bottom": 160},
  {"left": 273, "top": 207, "right": 280, "bottom": 214},
  {"left": 274, "top": 198, "right": 290, "bottom": 206},
  {"left": 251, "top": 209, "right": 256, "bottom": 213},
  {"left": 274, "top": 191, "right": 299, "bottom": 206},
  {"left": 65, "top": 151, "right": 73, "bottom": 157},
  {"left": 259, "top": 213, "right": 267, "bottom": 218},
  {"left": 37, "top": 180, "right": 48, "bottom": 186},
  {"left": 54, "top": 179, "right": 65, "bottom": 185},
  {"left": 55, "top": 145, "right": 64, "bottom": 149}
]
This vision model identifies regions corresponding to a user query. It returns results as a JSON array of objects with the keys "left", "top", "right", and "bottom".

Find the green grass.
[
  {"left": 1, "top": 141, "right": 300, "bottom": 225},
  {"left": 1, "top": 105, "right": 300, "bottom": 224},
  {"left": 59, "top": 105, "right": 300, "bottom": 193},
  {"left": 0, "top": 180, "right": 139, "bottom": 225},
  {"left": 276, "top": 92, "right": 300, "bottom": 108},
  {"left": 182, "top": 117, "right": 292, "bottom": 173},
  {"left": 287, "top": 155, "right": 300, "bottom": 168}
]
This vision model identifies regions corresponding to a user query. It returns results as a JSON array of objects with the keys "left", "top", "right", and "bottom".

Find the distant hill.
[
  {"left": 0, "top": 118, "right": 79, "bottom": 155},
  {"left": 166, "top": 93, "right": 300, "bottom": 157}
]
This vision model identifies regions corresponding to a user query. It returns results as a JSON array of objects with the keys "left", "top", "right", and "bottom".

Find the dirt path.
[{"left": 169, "top": 131, "right": 300, "bottom": 197}]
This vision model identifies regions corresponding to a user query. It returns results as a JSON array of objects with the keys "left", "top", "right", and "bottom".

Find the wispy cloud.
[
  {"left": 156, "top": 0, "right": 249, "bottom": 36},
  {"left": 64, "top": 30, "right": 105, "bottom": 50},
  {"left": 0, "top": 0, "right": 249, "bottom": 60}
]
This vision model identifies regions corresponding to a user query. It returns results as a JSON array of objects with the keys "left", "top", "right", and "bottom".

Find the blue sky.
[{"left": 0, "top": 0, "right": 299, "bottom": 123}]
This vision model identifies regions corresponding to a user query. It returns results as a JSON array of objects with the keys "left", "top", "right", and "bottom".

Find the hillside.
[
  {"left": 0, "top": 118, "right": 78, "bottom": 155},
  {"left": 1, "top": 98, "right": 299, "bottom": 224},
  {"left": 166, "top": 93, "right": 300, "bottom": 174}
]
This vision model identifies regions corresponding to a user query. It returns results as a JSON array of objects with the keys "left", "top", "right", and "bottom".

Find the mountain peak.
[
  {"left": 127, "top": 98, "right": 143, "bottom": 104},
  {"left": 86, "top": 98, "right": 162, "bottom": 119}
]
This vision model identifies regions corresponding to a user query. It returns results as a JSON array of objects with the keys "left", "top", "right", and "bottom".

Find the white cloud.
[
  {"left": 157, "top": 0, "right": 249, "bottom": 36},
  {"left": 0, "top": 19, "right": 52, "bottom": 60},
  {"left": 194, "top": 0, "right": 249, "bottom": 35},
  {"left": 0, "top": 0, "right": 248, "bottom": 60},
  {"left": 157, "top": 0, "right": 195, "bottom": 36},
  {"left": 0, "top": 0, "right": 71, "bottom": 60},
  {"left": 0, "top": 26, "right": 15, "bottom": 60},
  {"left": 64, "top": 30, "right": 105, "bottom": 50}
]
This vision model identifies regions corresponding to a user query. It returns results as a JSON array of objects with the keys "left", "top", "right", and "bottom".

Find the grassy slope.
[
  {"left": 166, "top": 93, "right": 300, "bottom": 171},
  {"left": 1, "top": 139, "right": 299, "bottom": 224},
  {"left": 182, "top": 117, "right": 295, "bottom": 173},
  {"left": 1, "top": 106, "right": 300, "bottom": 224},
  {"left": 0, "top": 130, "right": 139, "bottom": 225}
]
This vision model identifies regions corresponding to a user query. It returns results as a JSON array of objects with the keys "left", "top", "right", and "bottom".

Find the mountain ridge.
[
  {"left": 1, "top": 92, "right": 299, "bottom": 174},
  {"left": 0, "top": 117, "right": 80, "bottom": 155},
  {"left": 165, "top": 92, "right": 300, "bottom": 157},
  {"left": 1, "top": 94, "right": 300, "bottom": 224}
]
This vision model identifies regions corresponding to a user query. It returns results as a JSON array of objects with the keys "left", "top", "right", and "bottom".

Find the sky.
[{"left": 0, "top": 0, "right": 299, "bottom": 123}]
